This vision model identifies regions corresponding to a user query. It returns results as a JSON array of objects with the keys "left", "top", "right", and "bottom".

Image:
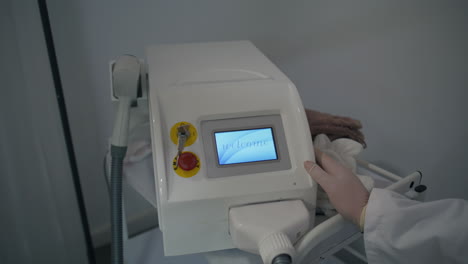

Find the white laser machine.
[
  {"left": 146, "top": 41, "right": 316, "bottom": 263},
  {"left": 109, "top": 41, "right": 428, "bottom": 264}
]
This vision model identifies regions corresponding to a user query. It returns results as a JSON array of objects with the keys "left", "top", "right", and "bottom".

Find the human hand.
[{"left": 304, "top": 149, "right": 369, "bottom": 228}]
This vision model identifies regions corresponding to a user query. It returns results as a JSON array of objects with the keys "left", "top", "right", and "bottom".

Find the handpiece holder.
[{"left": 229, "top": 200, "right": 310, "bottom": 264}]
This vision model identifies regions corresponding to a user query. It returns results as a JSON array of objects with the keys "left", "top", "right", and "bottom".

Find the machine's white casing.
[{"left": 146, "top": 41, "right": 316, "bottom": 256}]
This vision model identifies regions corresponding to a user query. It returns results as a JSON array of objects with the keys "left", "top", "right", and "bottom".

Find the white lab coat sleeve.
[{"left": 363, "top": 188, "right": 468, "bottom": 264}]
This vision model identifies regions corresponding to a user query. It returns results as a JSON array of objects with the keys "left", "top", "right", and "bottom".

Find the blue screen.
[{"left": 214, "top": 128, "right": 278, "bottom": 165}]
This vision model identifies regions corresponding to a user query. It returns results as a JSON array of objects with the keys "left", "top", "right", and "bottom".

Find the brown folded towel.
[{"left": 305, "top": 109, "right": 366, "bottom": 148}]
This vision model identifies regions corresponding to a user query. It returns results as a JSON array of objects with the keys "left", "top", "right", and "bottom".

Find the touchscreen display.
[{"left": 214, "top": 128, "right": 278, "bottom": 165}]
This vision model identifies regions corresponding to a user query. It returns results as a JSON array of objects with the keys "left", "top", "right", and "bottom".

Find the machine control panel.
[
  {"left": 170, "top": 122, "right": 200, "bottom": 178},
  {"left": 201, "top": 114, "right": 291, "bottom": 179},
  {"left": 214, "top": 127, "right": 278, "bottom": 165}
]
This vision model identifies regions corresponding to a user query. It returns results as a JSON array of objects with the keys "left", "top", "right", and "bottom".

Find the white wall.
[
  {"left": 46, "top": 0, "right": 468, "bottom": 245},
  {"left": 0, "top": 0, "right": 88, "bottom": 263}
]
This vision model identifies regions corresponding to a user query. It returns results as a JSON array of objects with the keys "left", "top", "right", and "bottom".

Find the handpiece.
[{"left": 110, "top": 55, "right": 140, "bottom": 264}]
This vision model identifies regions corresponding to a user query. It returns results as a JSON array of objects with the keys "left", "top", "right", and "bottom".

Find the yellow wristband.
[{"left": 359, "top": 205, "right": 367, "bottom": 232}]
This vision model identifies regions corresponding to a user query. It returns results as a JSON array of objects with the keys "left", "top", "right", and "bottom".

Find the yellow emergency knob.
[{"left": 170, "top": 122, "right": 197, "bottom": 147}]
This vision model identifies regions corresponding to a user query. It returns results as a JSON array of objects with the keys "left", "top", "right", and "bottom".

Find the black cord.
[
  {"left": 37, "top": 0, "right": 96, "bottom": 263},
  {"left": 103, "top": 151, "right": 110, "bottom": 193},
  {"left": 110, "top": 146, "right": 127, "bottom": 264}
]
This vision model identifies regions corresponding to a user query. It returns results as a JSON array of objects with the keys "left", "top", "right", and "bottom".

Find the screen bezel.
[
  {"left": 213, "top": 126, "right": 279, "bottom": 167},
  {"left": 201, "top": 114, "right": 291, "bottom": 178}
]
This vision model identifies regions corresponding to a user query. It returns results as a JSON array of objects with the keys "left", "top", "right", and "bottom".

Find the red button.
[{"left": 178, "top": 152, "right": 198, "bottom": 171}]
